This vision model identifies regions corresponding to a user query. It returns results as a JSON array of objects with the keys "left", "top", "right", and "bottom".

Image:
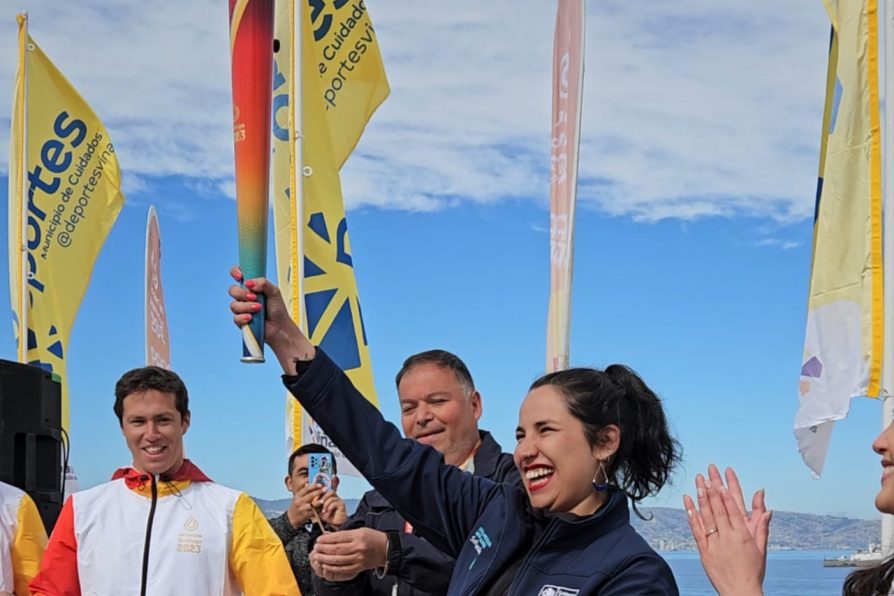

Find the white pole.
[
  {"left": 292, "top": 0, "right": 305, "bottom": 327},
  {"left": 291, "top": 0, "right": 307, "bottom": 447},
  {"left": 18, "top": 13, "right": 29, "bottom": 364},
  {"left": 881, "top": 0, "right": 894, "bottom": 558}
]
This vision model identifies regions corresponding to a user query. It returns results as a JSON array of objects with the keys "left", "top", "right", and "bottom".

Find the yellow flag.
[
  {"left": 306, "top": 0, "right": 389, "bottom": 169},
  {"left": 272, "top": 0, "right": 388, "bottom": 460},
  {"left": 8, "top": 14, "right": 125, "bottom": 431},
  {"left": 795, "top": 0, "right": 882, "bottom": 476}
]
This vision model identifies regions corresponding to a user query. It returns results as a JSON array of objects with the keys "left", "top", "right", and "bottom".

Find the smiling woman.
[
  {"left": 516, "top": 365, "right": 679, "bottom": 519},
  {"left": 230, "top": 269, "right": 684, "bottom": 595}
]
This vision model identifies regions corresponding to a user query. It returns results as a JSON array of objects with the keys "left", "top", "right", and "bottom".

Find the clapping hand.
[{"left": 683, "top": 465, "right": 772, "bottom": 596}]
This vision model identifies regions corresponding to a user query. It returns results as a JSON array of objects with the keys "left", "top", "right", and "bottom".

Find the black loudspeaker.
[{"left": 0, "top": 359, "right": 64, "bottom": 533}]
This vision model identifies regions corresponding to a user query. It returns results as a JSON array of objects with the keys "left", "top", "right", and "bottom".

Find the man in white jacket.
[{"left": 30, "top": 366, "right": 297, "bottom": 596}]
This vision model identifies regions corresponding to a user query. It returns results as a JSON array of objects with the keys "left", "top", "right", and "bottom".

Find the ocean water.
[{"left": 664, "top": 550, "right": 853, "bottom": 596}]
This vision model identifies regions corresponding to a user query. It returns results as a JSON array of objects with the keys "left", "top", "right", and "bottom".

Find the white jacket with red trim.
[
  {"left": 30, "top": 461, "right": 297, "bottom": 596},
  {"left": 0, "top": 480, "right": 47, "bottom": 595}
]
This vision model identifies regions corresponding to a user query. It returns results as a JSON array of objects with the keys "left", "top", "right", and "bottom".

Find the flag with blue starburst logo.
[{"left": 271, "top": 0, "right": 388, "bottom": 469}]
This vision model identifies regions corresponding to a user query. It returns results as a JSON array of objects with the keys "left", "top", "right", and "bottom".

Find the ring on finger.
[{"left": 705, "top": 527, "right": 718, "bottom": 537}]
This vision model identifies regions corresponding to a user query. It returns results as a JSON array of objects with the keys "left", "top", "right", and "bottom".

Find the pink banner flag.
[
  {"left": 546, "top": 0, "right": 585, "bottom": 372},
  {"left": 146, "top": 206, "right": 171, "bottom": 369}
]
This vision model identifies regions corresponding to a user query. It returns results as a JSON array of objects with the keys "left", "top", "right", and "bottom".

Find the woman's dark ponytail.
[
  {"left": 603, "top": 365, "right": 681, "bottom": 505},
  {"left": 843, "top": 556, "right": 894, "bottom": 595},
  {"left": 530, "top": 364, "right": 681, "bottom": 518}
]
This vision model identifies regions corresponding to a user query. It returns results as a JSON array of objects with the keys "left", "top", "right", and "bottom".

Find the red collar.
[{"left": 111, "top": 459, "right": 212, "bottom": 489}]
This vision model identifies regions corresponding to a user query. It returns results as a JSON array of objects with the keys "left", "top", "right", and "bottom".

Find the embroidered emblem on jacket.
[
  {"left": 467, "top": 526, "right": 493, "bottom": 569},
  {"left": 538, "top": 585, "right": 580, "bottom": 596},
  {"left": 177, "top": 516, "right": 203, "bottom": 554}
]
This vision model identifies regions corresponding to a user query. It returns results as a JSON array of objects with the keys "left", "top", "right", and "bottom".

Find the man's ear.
[
  {"left": 285, "top": 475, "right": 294, "bottom": 493},
  {"left": 331, "top": 475, "right": 340, "bottom": 492},
  {"left": 470, "top": 390, "right": 483, "bottom": 421}
]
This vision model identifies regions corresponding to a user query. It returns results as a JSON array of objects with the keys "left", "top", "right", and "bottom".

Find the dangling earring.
[{"left": 592, "top": 460, "right": 609, "bottom": 492}]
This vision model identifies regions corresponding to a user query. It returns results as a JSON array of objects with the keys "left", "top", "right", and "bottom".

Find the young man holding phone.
[{"left": 269, "top": 444, "right": 347, "bottom": 595}]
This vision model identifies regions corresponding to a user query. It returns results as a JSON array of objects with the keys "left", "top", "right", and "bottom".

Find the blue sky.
[{"left": 1, "top": 0, "right": 887, "bottom": 519}]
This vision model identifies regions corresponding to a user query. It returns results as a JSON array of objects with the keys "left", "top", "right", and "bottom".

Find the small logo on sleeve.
[{"left": 468, "top": 526, "right": 493, "bottom": 569}]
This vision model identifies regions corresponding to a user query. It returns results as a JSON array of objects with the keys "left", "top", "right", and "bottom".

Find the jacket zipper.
[
  {"left": 140, "top": 475, "right": 158, "bottom": 596},
  {"left": 502, "top": 517, "right": 559, "bottom": 595}
]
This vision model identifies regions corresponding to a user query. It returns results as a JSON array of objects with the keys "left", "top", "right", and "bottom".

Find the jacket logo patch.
[
  {"left": 177, "top": 516, "right": 203, "bottom": 554},
  {"left": 467, "top": 526, "right": 493, "bottom": 569},
  {"left": 538, "top": 586, "right": 580, "bottom": 596}
]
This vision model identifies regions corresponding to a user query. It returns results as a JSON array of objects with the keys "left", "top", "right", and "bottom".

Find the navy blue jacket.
[
  {"left": 314, "top": 431, "right": 519, "bottom": 595},
  {"left": 285, "top": 350, "right": 678, "bottom": 595}
]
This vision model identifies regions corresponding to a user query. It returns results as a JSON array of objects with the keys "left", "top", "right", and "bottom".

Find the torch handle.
[{"left": 241, "top": 280, "right": 266, "bottom": 362}]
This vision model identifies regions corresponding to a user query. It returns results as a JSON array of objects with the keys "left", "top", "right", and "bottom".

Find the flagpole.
[
  {"left": 881, "top": 0, "right": 894, "bottom": 557},
  {"left": 292, "top": 0, "right": 305, "bottom": 328},
  {"left": 561, "top": 0, "right": 586, "bottom": 368},
  {"left": 16, "top": 13, "right": 29, "bottom": 364},
  {"left": 290, "top": 0, "right": 306, "bottom": 449}
]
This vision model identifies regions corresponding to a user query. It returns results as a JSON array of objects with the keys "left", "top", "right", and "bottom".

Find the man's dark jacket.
[{"left": 313, "top": 431, "right": 519, "bottom": 595}]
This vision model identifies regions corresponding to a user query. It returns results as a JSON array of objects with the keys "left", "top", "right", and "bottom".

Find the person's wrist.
[
  {"left": 331, "top": 500, "right": 347, "bottom": 526},
  {"left": 321, "top": 507, "right": 340, "bottom": 527},
  {"left": 718, "top": 584, "right": 762, "bottom": 596},
  {"left": 379, "top": 530, "right": 401, "bottom": 576},
  {"left": 380, "top": 531, "right": 389, "bottom": 568},
  {"left": 324, "top": 511, "right": 345, "bottom": 527},
  {"left": 373, "top": 537, "right": 388, "bottom": 577},
  {"left": 272, "top": 334, "right": 315, "bottom": 375},
  {"left": 286, "top": 509, "right": 304, "bottom": 529}
]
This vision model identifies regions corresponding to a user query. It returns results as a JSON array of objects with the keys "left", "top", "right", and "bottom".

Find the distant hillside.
[
  {"left": 254, "top": 497, "right": 361, "bottom": 520},
  {"left": 253, "top": 498, "right": 880, "bottom": 551},
  {"left": 632, "top": 507, "right": 879, "bottom": 551}
]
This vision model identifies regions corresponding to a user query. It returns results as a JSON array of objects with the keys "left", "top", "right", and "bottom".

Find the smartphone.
[{"left": 308, "top": 453, "right": 333, "bottom": 492}]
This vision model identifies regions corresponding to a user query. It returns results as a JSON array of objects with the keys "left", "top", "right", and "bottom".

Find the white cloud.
[
  {"left": 755, "top": 237, "right": 801, "bottom": 250},
  {"left": 0, "top": 1, "right": 830, "bottom": 222}
]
